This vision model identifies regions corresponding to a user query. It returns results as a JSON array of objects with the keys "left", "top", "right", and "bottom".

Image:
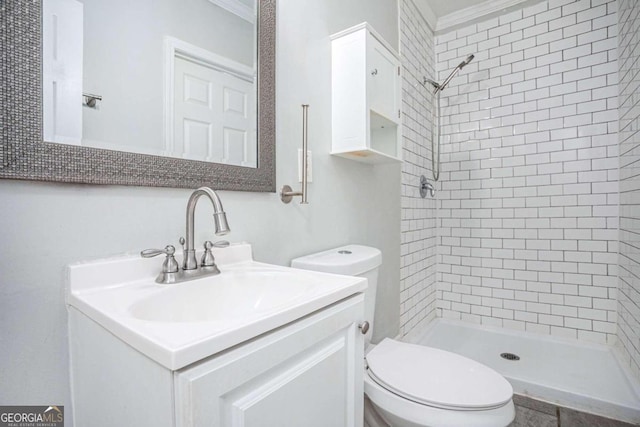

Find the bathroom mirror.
[{"left": 0, "top": 0, "right": 275, "bottom": 192}]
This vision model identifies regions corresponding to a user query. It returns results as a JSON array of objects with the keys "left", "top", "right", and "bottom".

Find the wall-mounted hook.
[{"left": 83, "top": 92, "right": 102, "bottom": 108}]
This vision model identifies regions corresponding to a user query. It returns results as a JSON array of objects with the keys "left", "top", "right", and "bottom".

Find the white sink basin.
[
  {"left": 67, "top": 243, "right": 367, "bottom": 370},
  {"left": 129, "top": 269, "right": 320, "bottom": 322}
]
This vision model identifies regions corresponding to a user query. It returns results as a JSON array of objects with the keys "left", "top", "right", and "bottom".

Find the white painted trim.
[
  {"left": 163, "top": 37, "right": 255, "bottom": 156},
  {"left": 329, "top": 22, "right": 368, "bottom": 40},
  {"left": 435, "top": 0, "right": 530, "bottom": 33},
  {"left": 330, "top": 22, "right": 400, "bottom": 59},
  {"left": 207, "top": 0, "right": 255, "bottom": 24}
]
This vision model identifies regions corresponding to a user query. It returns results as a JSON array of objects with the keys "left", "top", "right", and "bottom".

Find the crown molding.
[{"left": 435, "top": 0, "right": 529, "bottom": 33}]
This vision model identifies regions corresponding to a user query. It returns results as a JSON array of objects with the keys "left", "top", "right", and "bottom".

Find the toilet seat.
[
  {"left": 366, "top": 339, "right": 513, "bottom": 411},
  {"left": 364, "top": 372, "right": 515, "bottom": 427}
]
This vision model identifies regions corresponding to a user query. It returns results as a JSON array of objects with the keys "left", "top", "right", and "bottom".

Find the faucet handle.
[
  {"left": 141, "top": 245, "right": 175, "bottom": 258},
  {"left": 212, "top": 240, "right": 230, "bottom": 248},
  {"left": 201, "top": 241, "right": 216, "bottom": 267},
  {"left": 141, "top": 245, "right": 179, "bottom": 273}
]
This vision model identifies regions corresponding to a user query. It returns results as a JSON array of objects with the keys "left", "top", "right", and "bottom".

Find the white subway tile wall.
[
  {"left": 617, "top": 0, "right": 640, "bottom": 381},
  {"left": 399, "top": 0, "right": 438, "bottom": 336},
  {"left": 433, "top": 0, "right": 619, "bottom": 343}
]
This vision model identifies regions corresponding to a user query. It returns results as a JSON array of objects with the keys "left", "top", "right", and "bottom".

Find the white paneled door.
[
  {"left": 42, "top": 0, "right": 83, "bottom": 145},
  {"left": 173, "top": 57, "right": 256, "bottom": 167}
]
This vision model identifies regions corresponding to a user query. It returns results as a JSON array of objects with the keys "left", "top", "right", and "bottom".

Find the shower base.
[{"left": 410, "top": 319, "right": 640, "bottom": 425}]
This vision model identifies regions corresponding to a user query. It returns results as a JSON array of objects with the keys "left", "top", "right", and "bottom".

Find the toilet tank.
[{"left": 291, "top": 245, "right": 382, "bottom": 346}]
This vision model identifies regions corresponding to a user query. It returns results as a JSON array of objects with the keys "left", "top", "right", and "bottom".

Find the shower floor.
[{"left": 410, "top": 319, "right": 640, "bottom": 424}]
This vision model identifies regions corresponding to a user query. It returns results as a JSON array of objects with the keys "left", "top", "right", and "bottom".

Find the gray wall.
[{"left": 0, "top": 0, "right": 401, "bottom": 421}]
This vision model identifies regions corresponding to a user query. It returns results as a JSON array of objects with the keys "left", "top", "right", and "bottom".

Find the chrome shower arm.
[
  {"left": 433, "top": 54, "right": 474, "bottom": 94},
  {"left": 423, "top": 77, "right": 440, "bottom": 91},
  {"left": 437, "top": 67, "right": 461, "bottom": 93}
]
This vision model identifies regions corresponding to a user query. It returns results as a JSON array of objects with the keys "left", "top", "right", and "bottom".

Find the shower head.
[
  {"left": 435, "top": 54, "right": 476, "bottom": 93},
  {"left": 458, "top": 54, "right": 474, "bottom": 69}
]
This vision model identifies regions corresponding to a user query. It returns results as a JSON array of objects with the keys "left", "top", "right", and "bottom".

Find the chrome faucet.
[
  {"left": 141, "top": 187, "right": 230, "bottom": 284},
  {"left": 183, "top": 187, "right": 230, "bottom": 270}
]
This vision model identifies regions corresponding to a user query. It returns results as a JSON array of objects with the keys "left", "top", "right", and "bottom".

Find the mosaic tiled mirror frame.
[{"left": 0, "top": 0, "right": 276, "bottom": 192}]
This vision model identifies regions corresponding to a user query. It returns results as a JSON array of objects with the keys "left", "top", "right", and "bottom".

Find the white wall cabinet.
[
  {"left": 69, "top": 295, "right": 365, "bottom": 427},
  {"left": 331, "top": 23, "right": 402, "bottom": 164}
]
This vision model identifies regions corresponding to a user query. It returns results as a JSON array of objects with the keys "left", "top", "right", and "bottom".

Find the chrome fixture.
[
  {"left": 200, "top": 241, "right": 218, "bottom": 268},
  {"left": 421, "top": 54, "right": 475, "bottom": 181},
  {"left": 141, "top": 245, "right": 180, "bottom": 284},
  {"left": 420, "top": 175, "right": 435, "bottom": 198},
  {"left": 211, "top": 240, "right": 230, "bottom": 248},
  {"left": 141, "top": 187, "right": 230, "bottom": 284},
  {"left": 359, "top": 321, "right": 370, "bottom": 334},
  {"left": 434, "top": 54, "right": 474, "bottom": 95},
  {"left": 423, "top": 78, "right": 440, "bottom": 90},
  {"left": 82, "top": 92, "right": 102, "bottom": 108},
  {"left": 423, "top": 54, "right": 474, "bottom": 95},
  {"left": 183, "top": 187, "right": 230, "bottom": 270},
  {"left": 281, "top": 104, "right": 310, "bottom": 204},
  {"left": 431, "top": 89, "right": 442, "bottom": 182}
]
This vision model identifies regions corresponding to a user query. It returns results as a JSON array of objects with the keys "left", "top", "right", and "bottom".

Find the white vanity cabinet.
[
  {"left": 69, "top": 294, "right": 365, "bottom": 427},
  {"left": 331, "top": 23, "right": 402, "bottom": 164},
  {"left": 175, "top": 295, "right": 364, "bottom": 426}
]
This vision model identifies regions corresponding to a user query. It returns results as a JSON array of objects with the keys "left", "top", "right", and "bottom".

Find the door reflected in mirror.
[{"left": 42, "top": 0, "right": 258, "bottom": 168}]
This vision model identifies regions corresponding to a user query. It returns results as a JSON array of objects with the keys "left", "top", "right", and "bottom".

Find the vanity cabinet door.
[{"left": 174, "top": 295, "right": 365, "bottom": 427}]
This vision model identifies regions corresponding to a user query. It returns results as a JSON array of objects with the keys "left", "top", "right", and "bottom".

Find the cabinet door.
[
  {"left": 367, "top": 36, "right": 400, "bottom": 122},
  {"left": 175, "top": 296, "right": 365, "bottom": 427}
]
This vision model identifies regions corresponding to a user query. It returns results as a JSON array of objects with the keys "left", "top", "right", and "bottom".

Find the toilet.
[{"left": 291, "top": 245, "right": 515, "bottom": 427}]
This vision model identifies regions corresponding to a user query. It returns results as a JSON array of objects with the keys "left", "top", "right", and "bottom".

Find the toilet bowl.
[{"left": 291, "top": 245, "right": 515, "bottom": 427}]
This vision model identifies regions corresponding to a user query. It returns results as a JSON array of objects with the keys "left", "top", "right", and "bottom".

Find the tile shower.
[
  {"left": 617, "top": 0, "right": 640, "bottom": 386},
  {"left": 399, "top": 0, "right": 438, "bottom": 337},
  {"left": 400, "top": 0, "right": 640, "bottom": 389},
  {"left": 436, "top": 0, "right": 619, "bottom": 345}
]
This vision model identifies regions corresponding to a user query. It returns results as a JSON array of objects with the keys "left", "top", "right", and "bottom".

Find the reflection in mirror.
[{"left": 42, "top": 0, "right": 257, "bottom": 168}]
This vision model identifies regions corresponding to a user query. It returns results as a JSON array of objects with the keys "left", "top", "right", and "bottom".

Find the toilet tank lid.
[{"left": 291, "top": 245, "right": 382, "bottom": 276}]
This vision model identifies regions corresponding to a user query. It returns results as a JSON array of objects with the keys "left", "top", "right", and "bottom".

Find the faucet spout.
[{"left": 183, "top": 187, "right": 230, "bottom": 270}]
